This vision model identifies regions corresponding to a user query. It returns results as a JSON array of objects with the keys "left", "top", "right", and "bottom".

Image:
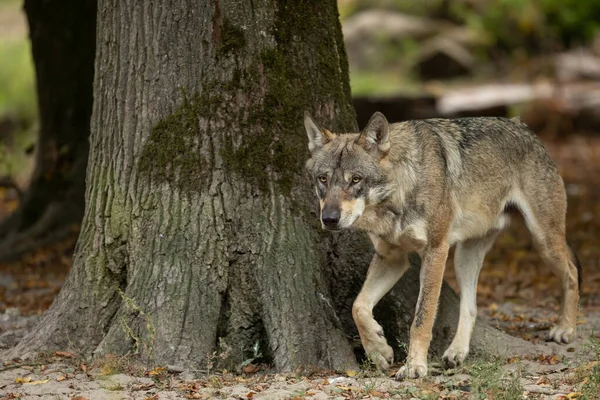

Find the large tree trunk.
[
  {"left": 7, "top": 0, "right": 358, "bottom": 371},
  {"left": 0, "top": 0, "right": 96, "bottom": 261},
  {"left": 5, "top": 0, "right": 530, "bottom": 371}
]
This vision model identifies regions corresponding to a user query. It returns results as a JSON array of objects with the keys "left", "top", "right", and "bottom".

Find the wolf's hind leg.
[
  {"left": 442, "top": 232, "right": 498, "bottom": 369},
  {"left": 532, "top": 232, "right": 579, "bottom": 343},
  {"left": 519, "top": 190, "right": 579, "bottom": 344},
  {"left": 353, "top": 252, "right": 409, "bottom": 371}
]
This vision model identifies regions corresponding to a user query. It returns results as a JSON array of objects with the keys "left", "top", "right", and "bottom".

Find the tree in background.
[{"left": 0, "top": 0, "right": 96, "bottom": 261}]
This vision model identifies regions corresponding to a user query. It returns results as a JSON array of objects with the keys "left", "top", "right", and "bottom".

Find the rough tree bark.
[
  {"left": 0, "top": 0, "right": 96, "bottom": 261},
  {"left": 7, "top": 0, "right": 359, "bottom": 371},
  {"left": 5, "top": 0, "right": 531, "bottom": 371}
]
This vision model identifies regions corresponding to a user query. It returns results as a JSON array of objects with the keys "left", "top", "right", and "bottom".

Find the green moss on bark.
[
  {"left": 220, "top": 48, "right": 307, "bottom": 194},
  {"left": 219, "top": 0, "right": 356, "bottom": 195},
  {"left": 139, "top": 92, "right": 213, "bottom": 193},
  {"left": 142, "top": 1, "right": 355, "bottom": 196},
  {"left": 219, "top": 18, "right": 246, "bottom": 56}
]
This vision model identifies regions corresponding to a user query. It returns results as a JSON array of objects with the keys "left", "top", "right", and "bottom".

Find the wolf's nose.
[{"left": 322, "top": 208, "right": 340, "bottom": 228}]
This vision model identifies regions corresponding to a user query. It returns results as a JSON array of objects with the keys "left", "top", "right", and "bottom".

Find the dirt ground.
[
  {"left": 0, "top": 306, "right": 599, "bottom": 399},
  {"left": 0, "top": 134, "right": 599, "bottom": 399}
]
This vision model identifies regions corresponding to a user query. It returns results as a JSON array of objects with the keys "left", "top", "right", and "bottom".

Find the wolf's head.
[{"left": 304, "top": 111, "right": 393, "bottom": 231}]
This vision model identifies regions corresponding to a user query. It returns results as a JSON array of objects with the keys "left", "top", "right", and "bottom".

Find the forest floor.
[{"left": 0, "top": 133, "right": 599, "bottom": 399}]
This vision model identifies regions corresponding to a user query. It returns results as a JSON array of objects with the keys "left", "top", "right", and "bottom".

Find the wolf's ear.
[
  {"left": 304, "top": 112, "right": 334, "bottom": 152},
  {"left": 359, "top": 112, "right": 390, "bottom": 154}
]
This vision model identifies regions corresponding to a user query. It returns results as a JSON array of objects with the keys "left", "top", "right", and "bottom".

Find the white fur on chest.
[{"left": 357, "top": 208, "right": 428, "bottom": 252}]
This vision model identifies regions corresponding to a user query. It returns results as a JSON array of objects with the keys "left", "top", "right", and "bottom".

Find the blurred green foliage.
[
  {"left": 540, "top": 0, "right": 600, "bottom": 46},
  {"left": 339, "top": 0, "right": 445, "bottom": 20},
  {"left": 349, "top": 36, "right": 421, "bottom": 96},
  {"left": 0, "top": 39, "right": 37, "bottom": 179},
  {"left": 0, "top": 40, "right": 37, "bottom": 124},
  {"left": 351, "top": 71, "right": 414, "bottom": 96},
  {"left": 339, "top": 0, "right": 600, "bottom": 95},
  {"left": 339, "top": 0, "right": 600, "bottom": 51},
  {"left": 455, "top": 0, "right": 600, "bottom": 52},
  {"left": 0, "top": 0, "right": 37, "bottom": 179}
]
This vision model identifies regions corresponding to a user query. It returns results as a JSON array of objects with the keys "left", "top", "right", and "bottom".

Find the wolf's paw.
[
  {"left": 395, "top": 362, "right": 427, "bottom": 380},
  {"left": 365, "top": 341, "right": 394, "bottom": 371},
  {"left": 548, "top": 324, "right": 575, "bottom": 344},
  {"left": 442, "top": 345, "right": 469, "bottom": 369}
]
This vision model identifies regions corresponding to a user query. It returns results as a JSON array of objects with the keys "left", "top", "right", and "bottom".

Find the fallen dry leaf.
[
  {"left": 54, "top": 351, "right": 76, "bottom": 358},
  {"left": 132, "top": 382, "right": 155, "bottom": 391},
  {"left": 541, "top": 354, "right": 560, "bottom": 365},
  {"left": 148, "top": 366, "right": 166, "bottom": 376},
  {"left": 243, "top": 363, "right": 259, "bottom": 374},
  {"left": 23, "top": 379, "right": 50, "bottom": 385},
  {"left": 336, "top": 386, "right": 359, "bottom": 391},
  {"left": 536, "top": 376, "right": 551, "bottom": 385},
  {"left": 56, "top": 375, "right": 66, "bottom": 382}
]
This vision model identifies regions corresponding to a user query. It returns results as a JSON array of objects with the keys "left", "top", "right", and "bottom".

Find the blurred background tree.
[
  {"left": 0, "top": 0, "right": 36, "bottom": 201},
  {"left": 0, "top": 0, "right": 95, "bottom": 261}
]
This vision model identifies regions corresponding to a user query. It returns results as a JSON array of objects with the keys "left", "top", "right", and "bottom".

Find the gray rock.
[
  {"left": 95, "top": 373, "right": 136, "bottom": 389},
  {"left": 523, "top": 384, "right": 556, "bottom": 395}
]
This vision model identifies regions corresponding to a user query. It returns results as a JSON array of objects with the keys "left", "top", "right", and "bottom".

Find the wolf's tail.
[{"left": 567, "top": 242, "right": 582, "bottom": 291}]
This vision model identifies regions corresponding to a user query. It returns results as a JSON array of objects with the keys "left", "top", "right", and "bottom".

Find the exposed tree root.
[
  {"left": 0, "top": 201, "right": 81, "bottom": 262},
  {"left": 0, "top": 176, "right": 23, "bottom": 202}
]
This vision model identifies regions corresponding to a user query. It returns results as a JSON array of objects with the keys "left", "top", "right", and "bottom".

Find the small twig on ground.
[{"left": 0, "top": 362, "right": 46, "bottom": 373}]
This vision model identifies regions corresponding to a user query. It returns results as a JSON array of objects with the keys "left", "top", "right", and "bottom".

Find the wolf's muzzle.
[{"left": 321, "top": 205, "right": 340, "bottom": 229}]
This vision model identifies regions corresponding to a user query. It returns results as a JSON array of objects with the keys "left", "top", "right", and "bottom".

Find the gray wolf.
[{"left": 303, "top": 111, "right": 581, "bottom": 379}]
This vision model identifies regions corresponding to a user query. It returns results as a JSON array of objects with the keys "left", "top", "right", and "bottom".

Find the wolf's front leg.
[
  {"left": 353, "top": 252, "right": 410, "bottom": 371},
  {"left": 396, "top": 243, "right": 449, "bottom": 379}
]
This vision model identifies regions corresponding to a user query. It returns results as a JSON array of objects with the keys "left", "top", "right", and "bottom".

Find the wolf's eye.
[
  {"left": 352, "top": 176, "right": 362, "bottom": 184},
  {"left": 318, "top": 175, "right": 327, "bottom": 183}
]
